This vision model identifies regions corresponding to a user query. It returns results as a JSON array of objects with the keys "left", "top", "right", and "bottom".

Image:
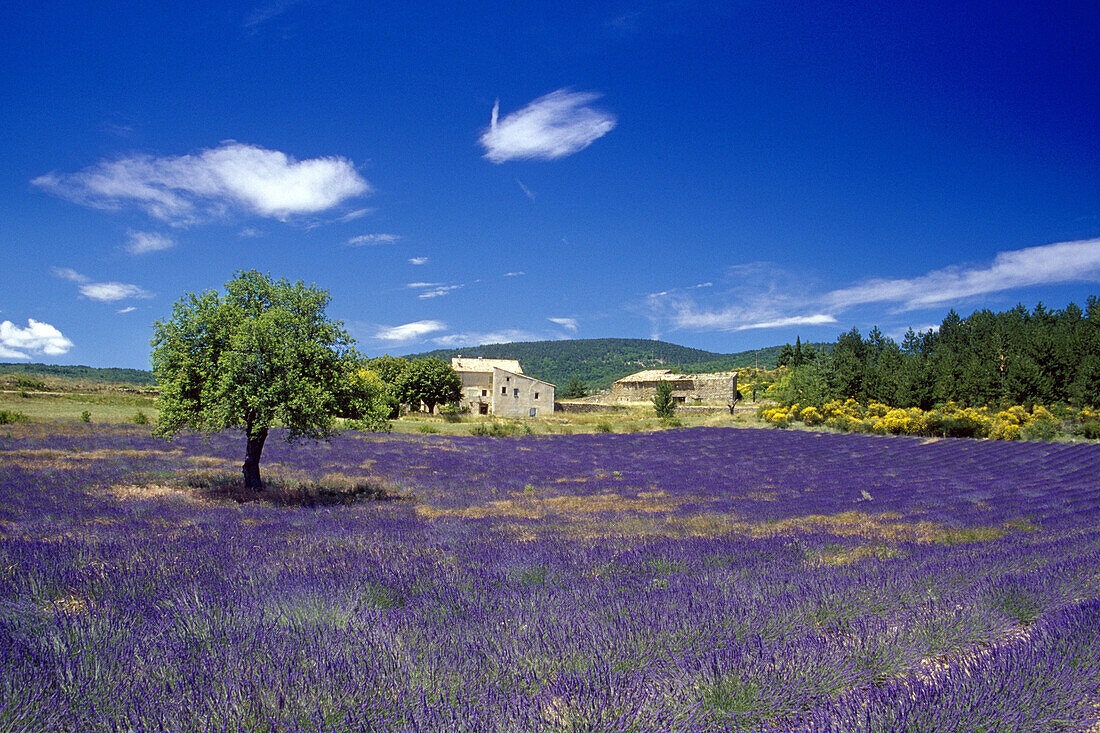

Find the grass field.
[{"left": 1, "top": 421, "right": 1098, "bottom": 731}]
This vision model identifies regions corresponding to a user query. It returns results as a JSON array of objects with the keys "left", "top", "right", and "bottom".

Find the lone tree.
[
  {"left": 653, "top": 380, "right": 677, "bottom": 418},
  {"left": 151, "top": 271, "right": 356, "bottom": 490},
  {"left": 562, "top": 377, "right": 588, "bottom": 399},
  {"left": 396, "top": 357, "right": 461, "bottom": 414}
]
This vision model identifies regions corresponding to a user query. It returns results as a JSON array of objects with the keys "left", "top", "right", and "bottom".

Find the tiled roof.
[{"left": 452, "top": 357, "right": 524, "bottom": 374}]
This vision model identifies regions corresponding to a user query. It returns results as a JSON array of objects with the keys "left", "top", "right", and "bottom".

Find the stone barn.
[
  {"left": 452, "top": 357, "right": 556, "bottom": 418},
  {"left": 608, "top": 369, "right": 738, "bottom": 406}
]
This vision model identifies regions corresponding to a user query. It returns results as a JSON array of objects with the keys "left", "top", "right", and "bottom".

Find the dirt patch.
[{"left": 415, "top": 491, "right": 681, "bottom": 520}]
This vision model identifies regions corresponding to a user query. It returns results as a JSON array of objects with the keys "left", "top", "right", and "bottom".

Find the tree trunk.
[{"left": 242, "top": 426, "right": 268, "bottom": 491}]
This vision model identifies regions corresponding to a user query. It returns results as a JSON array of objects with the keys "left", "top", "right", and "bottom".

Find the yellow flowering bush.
[
  {"left": 765, "top": 399, "right": 1072, "bottom": 441},
  {"left": 799, "top": 406, "right": 824, "bottom": 425}
]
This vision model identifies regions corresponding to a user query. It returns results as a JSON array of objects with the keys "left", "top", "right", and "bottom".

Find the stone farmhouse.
[
  {"left": 451, "top": 357, "right": 556, "bottom": 418},
  {"left": 607, "top": 369, "right": 738, "bottom": 406}
]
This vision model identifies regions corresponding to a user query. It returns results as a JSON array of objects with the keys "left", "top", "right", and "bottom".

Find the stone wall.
[{"left": 607, "top": 372, "right": 737, "bottom": 405}]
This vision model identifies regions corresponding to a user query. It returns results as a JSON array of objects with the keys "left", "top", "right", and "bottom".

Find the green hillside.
[
  {"left": 403, "top": 338, "right": 821, "bottom": 390},
  {"left": 0, "top": 362, "right": 155, "bottom": 386}
]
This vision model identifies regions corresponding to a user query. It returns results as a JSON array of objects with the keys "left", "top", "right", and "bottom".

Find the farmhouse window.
[
  {"left": 529, "top": 408, "right": 537, "bottom": 417},
  {"left": 534, "top": 392, "right": 539, "bottom": 399},
  {"left": 482, "top": 390, "right": 487, "bottom": 397},
  {"left": 502, "top": 386, "right": 506, "bottom": 394},
  {"left": 513, "top": 388, "right": 519, "bottom": 398}
]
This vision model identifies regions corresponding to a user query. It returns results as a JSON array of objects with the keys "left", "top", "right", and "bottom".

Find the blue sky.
[{"left": 2, "top": 1, "right": 1098, "bottom": 368}]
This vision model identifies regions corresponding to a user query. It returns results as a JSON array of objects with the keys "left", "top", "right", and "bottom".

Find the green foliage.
[
  {"left": 469, "top": 420, "right": 524, "bottom": 437},
  {"left": 595, "top": 420, "right": 613, "bottom": 433},
  {"left": 132, "top": 410, "right": 149, "bottom": 425},
  {"left": 653, "top": 380, "right": 676, "bottom": 418},
  {"left": 0, "top": 363, "right": 154, "bottom": 386},
  {"left": 0, "top": 409, "right": 29, "bottom": 424},
  {"left": 80, "top": 410, "right": 91, "bottom": 423},
  {"left": 151, "top": 271, "right": 356, "bottom": 486},
  {"left": 338, "top": 367, "right": 393, "bottom": 432},
  {"left": 771, "top": 297, "right": 1100, "bottom": 413},
  {"left": 438, "top": 402, "right": 467, "bottom": 423},
  {"left": 562, "top": 377, "right": 588, "bottom": 398},
  {"left": 395, "top": 357, "right": 461, "bottom": 414},
  {"left": 368, "top": 354, "right": 410, "bottom": 385}
]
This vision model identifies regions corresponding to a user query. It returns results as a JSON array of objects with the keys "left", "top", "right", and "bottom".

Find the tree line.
[{"left": 771, "top": 298, "right": 1100, "bottom": 410}]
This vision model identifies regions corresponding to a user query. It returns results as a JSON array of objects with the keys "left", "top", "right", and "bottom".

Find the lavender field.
[{"left": 2, "top": 424, "right": 1099, "bottom": 732}]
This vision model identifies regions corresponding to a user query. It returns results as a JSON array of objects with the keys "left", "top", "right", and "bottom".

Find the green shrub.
[
  {"left": 132, "top": 410, "right": 149, "bottom": 425},
  {"left": 1072, "top": 420, "right": 1100, "bottom": 440},
  {"left": 595, "top": 421, "right": 613, "bottom": 433},
  {"left": 417, "top": 424, "right": 439, "bottom": 434},
  {"left": 660, "top": 417, "right": 683, "bottom": 428},
  {"left": 439, "top": 402, "right": 467, "bottom": 423},
  {"left": 80, "top": 410, "right": 91, "bottom": 423},
  {"left": 470, "top": 421, "right": 524, "bottom": 437},
  {"left": 0, "top": 409, "right": 29, "bottom": 425},
  {"left": 653, "top": 381, "right": 676, "bottom": 418}
]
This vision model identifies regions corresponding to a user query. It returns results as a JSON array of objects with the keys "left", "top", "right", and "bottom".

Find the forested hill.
[
  {"left": 404, "top": 338, "right": 815, "bottom": 390},
  {"left": 0, "top": 362, "right": 155, "bottom": 386}
]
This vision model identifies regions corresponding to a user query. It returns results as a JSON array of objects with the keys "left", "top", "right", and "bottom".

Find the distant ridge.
[
  {"left": 0, "top": 362, "right": 155, "bottom": 386},
  {"left": 403, "top": 338, "right": 818, "bottom": 390}
]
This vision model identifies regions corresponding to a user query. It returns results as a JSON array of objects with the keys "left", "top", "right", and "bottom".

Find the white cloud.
[
  {"left": 126, "top": 230, "right": 175, "bottom": 254},
  {"left": 243, "top": 0, "right": 302, "bottom": 29},
  {"left": 339, "top": 208, "right": 372, "bottom": 222},
  {"left": 408, "top": 257, "right": 428, "bottom": 265},
  {"left": 406, "top": 281, "right": 463, "bottom": 299},
  {"left": 0, "top": 319, "right": 74, "bottom": 358},
  {"left": 418, "top": 285, "right": 462, "bottom": 299},
  {"left": 480, "top": 89, "right": 617, "bottom": 163},
  {"left": 504, "top": 271, "right": 525, "bottom": 277},
  {"left": 238, "top": 227, "right": 263, "bottom": 238},
  {"left": 79, "top": 282, "right": 153, "bottom": 302},
  {"left": 824, "top": 238, "right": 1100, "bottom": 311},
  {"left": 516, "top": 179, "right": 536, "bottom": 200},
  {"left": 374, "top": 320, "right": 447, "bottom": 342},
  {"left": 52, "top": 268, "right": 151, "bottom": 302},
  {"left": 33, "top": 141, "right": 370, "bottom": 224},
  {"left": 52, "top": 267, "right": 88, "bottom": 283},
  {"left": 431, "top": 329, "right": 541, "bottom": 348},
  {"left": 735, "top": 314, "right": 838, "bottom": 331},
  {"left": 548, "top": 317, "right": 578, "bottom": 332},
  {"left": 347, "top": 233, "right": 400, "bottom": 246},
  {"left": 117, "top": 307, "right": 137, "bottom": 314}
]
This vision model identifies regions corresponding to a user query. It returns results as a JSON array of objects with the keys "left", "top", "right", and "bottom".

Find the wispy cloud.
[
  {"left": 0, "top": 319, "right": 74, "bottom": 359},
  {"left": 736, "top": 314, "right": 838, "bottom": 331},
  {"left": 79, "top": 282, "right": 153, "bottom": 302},
  {"left": 53, "top": 268, "right": 152, "bottom": 302},
  {"left": 504, "top": 271, "right": 525, "bottom": 277},
  {"left": 824, "top": 238, "right": 1100, "bottom": 311},
  {"left": 346, "top": 233, "right": 400, "bottom": 246},
  {"left": 33, "top": 142, "right": 370, "bottom": 225},
  {"left": 238, "top": 227, "right": 263, "bottom": 238},
  {"left": 125, "top": 230, "right": 175, "bottom": 254},
  {"left": 405, "top": 281, "right": 463, "bottom": 299},
  {"left": 52, "top": 267, "right": 88, "bottom": 283},
  {"left": 408, "top": 257, "right": 428, "bottom": 265},
  {"left": 374, "top": 320, "right": 447, "bottom": 343},
  {"left": 548, "top": 317, "right": 578, "bottom": 332},
  {"left": 117, "top": 307, "right": 137, "bottom": 314},
  {"left": 480, "top": 89, "right": 617, "bottom": 163},
  {"left": 432, "top": 329, "right": 541, "bottom": 348},
  {"left": 516, "top": 179, "right": 536, "bottom": 200},
  {"left": 244, "top": 0, "right": 303, "bottom": 29},
  {"left": 338, "top": 208, "right": 372, "bottom": 222}
]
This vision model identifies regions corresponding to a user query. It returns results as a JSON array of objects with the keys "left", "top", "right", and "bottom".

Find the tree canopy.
[
  {"left": 395, "top": 357, "right": 461, "bottom": 414},
  {"left": 770, "top": 297, "right": 1100, "bottom": 410},
  {"left": 151, "top": 271, "right": 356, "bottom": 489}
]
